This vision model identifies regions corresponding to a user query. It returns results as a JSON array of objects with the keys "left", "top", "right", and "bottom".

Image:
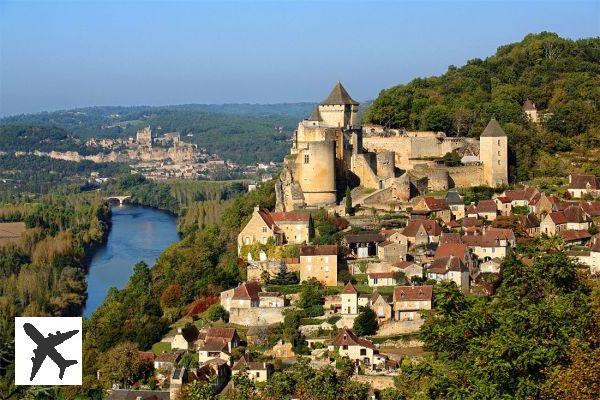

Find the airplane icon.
[{"left": 23, "top": 323, "right": 79, "bottom": 381}]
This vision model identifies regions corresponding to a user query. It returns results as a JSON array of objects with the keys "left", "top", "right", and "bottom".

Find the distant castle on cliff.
[{"left": 275, "top": 82, "right": 508, "bottom": 211}]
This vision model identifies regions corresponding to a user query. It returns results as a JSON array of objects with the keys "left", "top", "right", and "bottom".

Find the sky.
[{"left": 1, "top": 0, "right": 599, "bottom": 116}]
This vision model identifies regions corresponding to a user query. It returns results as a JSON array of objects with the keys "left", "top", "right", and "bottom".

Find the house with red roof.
[
  {"left": 400, "top": 219, "right": 442, "bottom": 247},
  {"left": 327, "top": 327, "right": 387, "bottom": 368},
  {"left": 237, "top": 206, "right": 311, "bottom": 254},
  {"left": 568, "top": 174, "right": 600, "bottom": 198},
  {"left": 299, "top": 244, "right": 338, "bottom": 286},
  {"left": 540, "top": 206, "right": 591, "bottom": 236},
  {"left": 412, "top": 197, "right": 451, "bottom": 222},
  {"left": 392, "top": 285, "right": 433, "bottom": 321},
  {"left": 426, "top": 256, "right": 470, "bottom": 292}
]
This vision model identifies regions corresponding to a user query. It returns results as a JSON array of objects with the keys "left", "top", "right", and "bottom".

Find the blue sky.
[{"left": 1, "top": 0, "right": 599, "bottom": 116}]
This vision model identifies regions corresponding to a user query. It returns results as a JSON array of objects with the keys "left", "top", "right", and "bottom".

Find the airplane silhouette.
[{"left": 23, "top": 323, "right": 79, "bottom": 381}]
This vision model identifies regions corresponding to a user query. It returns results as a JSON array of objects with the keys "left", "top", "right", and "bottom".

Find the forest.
[
  {"left": 1, "top": 103, "right": 315, "bottom": 164},
  {"left": 364, "top": 32, "right": 600, "bottom": 182}
]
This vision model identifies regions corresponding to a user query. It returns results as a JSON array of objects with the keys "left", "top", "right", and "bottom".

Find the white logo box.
[{"left": 15, "top": 317, "right": 82, "bottom": 386}]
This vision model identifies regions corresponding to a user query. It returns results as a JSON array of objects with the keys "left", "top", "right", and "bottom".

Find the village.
[{"left": 106, "top": 84, "right": 600, "bottom": 399}]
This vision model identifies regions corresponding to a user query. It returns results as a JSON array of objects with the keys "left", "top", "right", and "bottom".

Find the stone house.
[
  {"left": 426, "top": 256, "right": 470, "bottom": 292},
  {"left": 377, "top": 240, "right": 407, "bottom": 262},
  {"left": 171, "top": 325, "right": 201, "bottom": 351},
  {"left": 528, "top": 192, "right": 554, "bottom": 215},
  {"left": 237, "top": 206, "right": 311, "bottom": 253},
  {"left": 519, "top": 214, "right": 540, "bottom": 237},
  {"left": 232, "top": 356, "right": 274, "bottom": 383},
  {"left": 367, "top": 272, "right": 398, "bottom": 287},
  {"left": 342, "top": 232, "right": 385, "bottom": 258},
  {"left": 461, "top": 228, "right": 515, "bottom": 261},
  {"left": 221, "top": 281, "right": 261, "bottom": 311},
  {"left": 480, "top": 258, "right": 502, "bottom": 274},
  {"left": 299, "top": 244, "right": 338, "bottom": 286},
  {"left": 369, "top": 290, "right": 392, "bottom": 322},
  {"left": 328, "top": 328, "right": 387, "bottom": 368},
  {"left": 568, "top": 174, "right": 600, "bottom": 198},
  {"left": 340, "top": 282, "right": 359, "bottom": 315},
  {"left": 392, "top": 285, "right": 433, "bottom": 321},
  {"left": 540, "top": 211, "right": 568, "bottom": 235},
  {"left": 400, "top": 219, "right": 442, "bottom": 247},
  {"left": 501, "top": 187, "right": 540, "bottom": 207},
  {"left": 558, "top": 229, "right": 592, "bottom": 245},
  {"left": 154, "top": 351, "right": 183, "bottom": 372},
  {"left": 475, "top": 199, "right": 498, "bottom": 221},
  {"left": 494, "top": 196, "right": 512, "bottom": 216},
  {"left": 220, "top": 282, "right": 286, "bottom": 326},
  {"left": 394, "top": 260, "right": 423, "bottom": 280},
  {"left": 412, "top": 197, "right": 451, "bottom": 222},
  {"left": 434, "top": 242, "right": 476, "bottom": 272},
  {"left": 573, "top": 239, "right": 600, "bottom": 275},
  {"left": 197, "top": 328, "right": 240, "bottom": 364},
  {"left": 541, "top": 207, "right": 591, "bottom": 236},
  {"left": 445, "top": 190, "right": 465, "bottom": 219}
]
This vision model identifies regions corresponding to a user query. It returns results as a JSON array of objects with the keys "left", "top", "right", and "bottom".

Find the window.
[
  {"left": 498, "top": 160, "right": 501, "bottom": 165},
  {"left": 498, "top": 140, "right": 500, "bottom": 146},
  {"left": 342, "top": 345, "right": 348, "bottom": 350},
  {"left": 360, "top": 349, "right": 367, "bottom": 356},
  {"left": 262, "top": 227, "right": 267, "bottom": 233},
  {"left": 304, "top": 154, "right": 310, "bottom": 164}
]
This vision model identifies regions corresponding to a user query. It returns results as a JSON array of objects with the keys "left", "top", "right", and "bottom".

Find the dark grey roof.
[
  {"left": 320, "top": 82, "right": 359, "bottom": 106},
  {"left": 108, "top": 389, "right": 170, "bottom": 400},
  {"left": 307, "top": 106, "right": 323, "bottom": 122},
  {"left": 445, "top": 190, "right": 463, "bottom": 206},
  {"left": 480, "top": 118, "right": 507, "bottom": 138}
]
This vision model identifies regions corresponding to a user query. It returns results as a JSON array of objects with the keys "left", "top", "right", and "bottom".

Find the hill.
[
  {"left": 364, "top": 32, "right": 600, "bottom": 182},
  {"left": 0, "top": 103, "right": 315, "bottom": 164}
]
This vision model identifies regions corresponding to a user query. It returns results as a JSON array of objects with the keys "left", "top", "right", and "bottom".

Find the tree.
[
  {"left": 97, "top": 342, "right": 152, "bottom": 389},
  {"left": 160, "top": 284, "right": 182, "bottom": 308},
  {"left": 353, "top": 307, "right": 378, "bottom": 336},
  {"left": 205, "top": 304, "right": 228, "bottom": 322},
  {"left": 180, "top": 379, "right": 216, "bottom": 400},
  {"left": 441, "top": 151, "right": 461, "bottom": 167},
  {"left": 345, "top": 187, "right": 354, "bottom": 216}
]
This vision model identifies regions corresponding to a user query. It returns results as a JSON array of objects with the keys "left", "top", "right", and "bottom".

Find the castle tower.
[
  {"left": 523, "top": 99, "right": 539, "bottom": 123},
  {"left": 479, "top": 118, "right": 508, "bottom": 188},
  {"left": 318, "top": 82, "right": 359, "bottom": 128},
  {"left": 340, "top": 282, "right": 358, "bottom": 315}
]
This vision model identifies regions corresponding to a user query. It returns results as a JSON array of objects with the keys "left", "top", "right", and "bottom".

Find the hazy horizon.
[{"left": 1, "top": 1, "right": 599, "bottom": 117}]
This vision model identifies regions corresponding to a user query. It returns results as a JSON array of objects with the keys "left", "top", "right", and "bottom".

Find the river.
[{"left": 83, "top": 205, "right": 179, "bottom": 317}]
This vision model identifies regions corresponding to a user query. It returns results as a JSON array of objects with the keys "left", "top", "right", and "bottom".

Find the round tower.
[{"left": 298, "top": 140, "right": 336, "bottom": 206}]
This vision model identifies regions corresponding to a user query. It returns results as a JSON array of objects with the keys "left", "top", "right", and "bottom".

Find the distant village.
[{"left": 104, "top": 84, "right": 600, "bottom": 399}]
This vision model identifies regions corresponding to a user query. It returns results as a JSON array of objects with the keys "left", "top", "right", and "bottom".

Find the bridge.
[{"left": 105, "top": 196, "right": 132, "bottom": 206}]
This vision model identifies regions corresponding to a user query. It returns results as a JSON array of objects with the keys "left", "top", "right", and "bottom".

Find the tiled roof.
[
  {"left": 548, "top": 211, "right": 568, "bottom": 225},
  {"left": 232, "top": 281, "right": 261, "bottom": 301},
  {"left": 476, "top": 200, "right": 498, "bottom": 213},
  {"left": 461, "top": 217, "right": 482, "bottom": 228},
  {"left": 368, "top": 272, "right": 396, "bottom": 279},
  {"left": 205, "top": 327, "right": 238, "bottom": 342},
  {"left": 434, "top": 243, "right": 469, "bottom": 261},
  {"left": 439, "top": 232, "right": 463, "bottom": 244},
  {"left": 200, "top": 338, "right": 229, "bottom": 352},
  {"left": 300, "top": 244, "right": 337, "bottom": 256},
  {"left": 428, "top": 255, "right": 466, "bottom": 273},
  {"left": 393, "top": 285, "right": 433, "bottom": 302},
  {"left": 559, "top": 229, "right": 591, "bottom": 242},
  {"left": 320, "top": 82, "right": 359, "bottom": 106},
  {"left": 569, "top": 174, "right": 600, "bottom": 190},
  {"left": 563, "top": 206, "right": 589, "bottom": 223},
  {"left": 519, "top": 213, "right": 540, "bottom": 228},
  {"left": 423, "top": 197, "right": 449, "bottom": 211},
  {"left": 480, "top": 118, "right": 506, "bottom": 137},
  {"left": 342, "top": 282, "right": 358, "bottom": 294},
  {"left": 270, "top": 211, "right": 311, "bottom": 223},
  {"left": 402, "top": 220, "right": 442, "bottom": 237},
  {"left": 580, "top": 201, "right": 600, "bottom": 217},
  {"left": 155, "top": 352, "right": 182, "bottom": 363},
  {"left": 307, "top": 106, "right": 323, "bottom": 122},
  {"left": 343, "top": 232, "right": 385, "bottom": 244},
  {"left": 332, "top": 328, "right": 376, "bottom": 349},
  {"left": 445, "top": 190, "right": 463, "bottom": 206}
]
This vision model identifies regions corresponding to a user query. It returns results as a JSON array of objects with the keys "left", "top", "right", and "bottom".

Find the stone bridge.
[{"left": 105, "top": 195, "right": 132, "bottom": 206}]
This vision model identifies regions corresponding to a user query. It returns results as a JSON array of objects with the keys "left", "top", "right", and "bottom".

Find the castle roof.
[
  {"left": 480, "top": 118, "right": 507, "bottom": 138},
  {"left": 342, "top": 281, "right": 358, "bottom": 294},
  {"left": 320, "top": 82, "right": 359, "bottom": 106},
  {"left": 307, "top": 106, "right": 323, "bottom": 122}
]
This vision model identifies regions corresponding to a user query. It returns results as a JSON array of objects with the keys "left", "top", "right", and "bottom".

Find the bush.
[
  {"left": 353, "top": 307, "right": 378, "bottom": 336},
  {"left": 204, "top": 304, "right": 228, "bottom": 322}
]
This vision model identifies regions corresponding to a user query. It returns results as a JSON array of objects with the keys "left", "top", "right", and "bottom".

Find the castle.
[{"left": 275, "top": 82, "right": 508, "bottom": 211}]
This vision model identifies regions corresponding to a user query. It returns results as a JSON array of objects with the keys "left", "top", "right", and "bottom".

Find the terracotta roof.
[
  {"left": 393, "top": 285, "right": 433, "bottom": 302},
  {"left": 439, "top": 232, "right": 463, "bottom": 244},
  {"left": 320, "top": 82, "right": 359, "bottom": 106},
  {"left": 476, "top": 200, "right": 498, "bottom": 214},
  {"left": 428, "top": 255, "right": 466, "bottom": 273},
  {"left": 332, "top": 328, "right": 375, "bottom": 349},
  {"left": 155, "top": 352, "right": 182, "bottom": 363},
  {"left": 548, "top": 211, "right": 568, "bottom": 225},
  {"left": 519, "top": 213, "right": 540, "bottom": 228},
  {"left": 466, "top": 204, "right": 478, "bottom": 214},
  {"left": 422, "top": 197, "right": 449, "bottom": 211},
  {"left": 580, "top": 201, "right": 600, "bottom": 217},
  {"left": 563, "top": 206, "right": 589, "bottom": 223},
  {"left": 342, "top": 282, "right": 358, "bottom": 294},
  {"left": 344, "top": 232, "right": 385, "bottom": 244},
  {"left": 485, "top": 227, "right": 515, "bottom": 241},
  {"left": 461, "top": 217, "right": 482, "bottom": 228},
  {"left": 232, "top": 358, "right": 273, "bottom": 371},
  {"left": 503, "top": 189, "right": 536, "bottom": 202},
  {"left": 232, "top": 281, "right": 261, "bottom": 301},
  {"left": 569, "top": 174, "right": 600, "bottom": 190},
  {"left": 497, "top": 196, "right": 512, "bottom": 204},
  {"left": 200, "top": 338, "right": 229, "bottom": 352},
  {"left": 300, "top": 244, "right": 337, "bottom": 256},
  {"left": 434, "top": 243, "right": 469, "bottom": 261},
  {"left": 402, "top": 220, "right": 442, "bottom": 238},
  {"left": 591, "top": 239, "right": 600, "bottom": 252},
  {"left": 445, "top": 220, "right": 461, "bottom": 229},
  {"left": 480, "top": 118, "right": 506, "bottom": 137},
  {"left": 138, "top": 351, "right": 155, "bottom": 363},
  {"left": 559, "top": 229, "right": 591, "bottom": 242},
  {"left": 270, "top": 211, "right": 311, "bottom": 223},
  {"left": 205, "top": 327, "right": 237, "bottom": 342}
]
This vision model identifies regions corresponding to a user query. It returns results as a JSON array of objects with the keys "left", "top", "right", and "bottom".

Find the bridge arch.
[{"left": 105, "top": 196, "right": 132, "bottom": 206}]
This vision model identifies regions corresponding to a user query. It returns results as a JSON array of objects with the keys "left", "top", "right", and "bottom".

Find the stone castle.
[{"left": 275, "top": 82, "right": 508, "bottom": 211}]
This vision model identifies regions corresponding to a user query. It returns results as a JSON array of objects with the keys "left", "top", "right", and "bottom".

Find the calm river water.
[{"left": 83, "top": 205, "right": 179, "bottom": 317}]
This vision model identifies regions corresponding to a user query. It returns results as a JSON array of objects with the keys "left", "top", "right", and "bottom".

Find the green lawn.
[{"left": 151, "top": 342, "right": 172, "bottom": 355}]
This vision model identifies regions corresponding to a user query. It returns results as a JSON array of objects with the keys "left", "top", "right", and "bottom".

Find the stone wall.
[
  {"left": 228, "top": 307, "right": 286, "bottom": 326},
  {"left": 351, "top": 153, "right": 380, "bottom": 190}
]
